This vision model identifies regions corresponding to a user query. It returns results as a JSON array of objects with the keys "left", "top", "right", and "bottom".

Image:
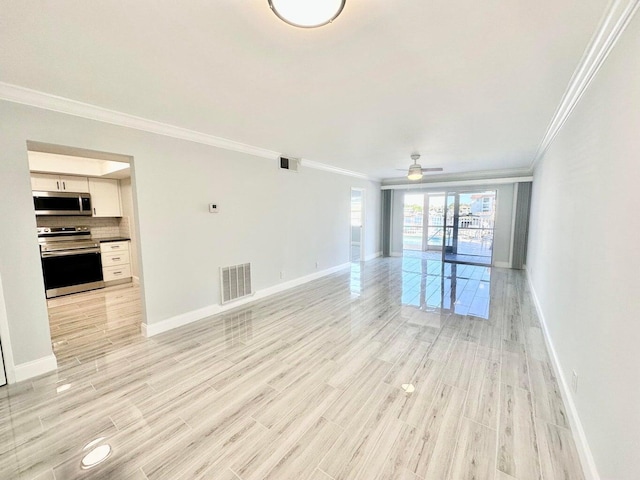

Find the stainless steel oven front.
[
  {"left": 38, "top": 226, "right": 105, "bottom": 298},
  {"left": 40, "top": 243, "right": 104, "bottom": 298}
]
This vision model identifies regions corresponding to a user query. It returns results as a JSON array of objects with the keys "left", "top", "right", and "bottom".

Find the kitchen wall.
[
  {"left": 0, "top": 100, "right": 381, "bottom": 379},
  {"left": 119, "top": 177, "right": 140, "bottom": 280},
  {"left": 388, "top": 183, "right": 516, "bottom": 267},
  {"left": 35, "top": 216, "right": 130, "bottom": 240},
  {"left": 527, "top": 12, "right": 640, "bottom": 480}
]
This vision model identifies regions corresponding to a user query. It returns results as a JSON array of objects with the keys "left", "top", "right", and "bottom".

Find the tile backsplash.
[{"left": 36, "top": 216, "right": 131, "bottom": 239}]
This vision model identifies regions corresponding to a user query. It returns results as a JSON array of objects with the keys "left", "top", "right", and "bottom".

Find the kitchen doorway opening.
[
  {"left": 350, "top": 188, "right": 365, "bottom": 262},
  {"left": 26, "top": 141, "right": 146, "bottom": 364}
]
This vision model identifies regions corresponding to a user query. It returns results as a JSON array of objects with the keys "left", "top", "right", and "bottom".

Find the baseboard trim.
[
  {"left": 390, "top": 251, "right": 403, "bottom": 257},
  {"left": 524, "top": 267, "right": 600, "bottom": 480},
  {"left": 493, "top": 261, "right": 511, "bottom": 268},
  {"left": 365, "top": 251, "right": 382, "bottom": 261},
  {"left": 142, "top": 262, "right": 351, "bottom": 337},
  {"left": 13, "top": 354, "right": 57, "bottom": 383}
]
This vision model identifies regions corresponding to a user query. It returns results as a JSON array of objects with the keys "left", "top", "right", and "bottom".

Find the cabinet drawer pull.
[
  {"left": 56, "top": 181, "right": 60, "bottom": 190},
  {"left": 112, "top": 257, "right": 121, "bottom": 261},
  {"left": 110, "top": 245, "right": 121, "bottom": 249},
  {"left": 62, "top": 181, "right": 66, "bottom": 190},
  {"left": 113, "top": 271, "right": 122, "bottom": 275}
]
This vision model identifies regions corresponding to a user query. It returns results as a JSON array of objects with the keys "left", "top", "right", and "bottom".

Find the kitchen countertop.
[{"left": 95, "top": 237, "right": 131, "bottom": 243}]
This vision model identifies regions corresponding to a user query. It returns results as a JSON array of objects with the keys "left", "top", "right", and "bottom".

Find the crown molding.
[
  {"left": 381, "top": 175, "right": 533, "bottom": 191},
  {"left": 0, "top": 82, "right": 377, "bottom": 182},
  {"left": 381, "top": 167, "right": 533, "bottom": 186},
  {"left": 302, "top": 158, "right": 381, "bottom": 182},
  {"left": 0, "top": 82, "right": 281, "bottom": 160},
  {"left": 532, "top": 0, "right": 640, "bottom": 167}
]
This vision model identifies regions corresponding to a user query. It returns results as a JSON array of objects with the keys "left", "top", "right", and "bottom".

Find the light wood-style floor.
[{"left": 0, "top": 257, "right": 584, "bottom": 480}]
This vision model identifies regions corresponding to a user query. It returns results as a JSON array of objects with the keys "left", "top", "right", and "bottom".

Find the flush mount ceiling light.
[{"left": 268, "top": 0, "right": 346, "bottom": 28}]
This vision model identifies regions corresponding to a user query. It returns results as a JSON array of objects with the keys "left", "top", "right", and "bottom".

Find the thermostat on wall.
[{"left": 209, "top": 203, "right": 219, "bottom": 213}]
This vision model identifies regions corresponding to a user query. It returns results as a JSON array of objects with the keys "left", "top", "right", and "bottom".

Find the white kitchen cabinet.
[
  {"left": 31, "top": 173, "right": 89, "bottom": 193},
  {"left": 30, "top": 173, "right": 59, "bottom": 191},
  {"left": 59, "top": 175, "right": 89, "bottom": 192},
  {"left": 103, "top": 264, "right": 132, "bottom": 282},
  {"left": 100, "top": 241, "right": 132, "bottom": 284},
  {"left": 88, "top": 178, "right": 122, "bottom": 217}
]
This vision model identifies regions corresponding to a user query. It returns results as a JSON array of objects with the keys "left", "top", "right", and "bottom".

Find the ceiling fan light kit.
[
  {"left": 268, "top": 0, "right": 346, "bottom": 28},
  {"left": 407, "top": 164, "right": 423, "bottom": 180},
  {"left": 401, "top": 154, "right": 443, "bottom": 180},
  {"left": 407, "top": 153, "right": 423, "bottom": 180}
]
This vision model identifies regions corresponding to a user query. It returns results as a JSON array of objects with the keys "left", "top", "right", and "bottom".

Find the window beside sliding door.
[
  {"left": 403, "top": 193, "right": 446, "bottom": 252},
  {"left": 402, "top": 194, "right": 424, "bottom": 251}
]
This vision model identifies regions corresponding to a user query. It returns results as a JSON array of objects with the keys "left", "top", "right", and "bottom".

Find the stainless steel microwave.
[{"left": 33, "top": 191, "right": 92, "bottom": 216}]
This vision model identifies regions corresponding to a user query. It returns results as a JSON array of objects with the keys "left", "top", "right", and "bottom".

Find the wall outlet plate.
[{"left": 209, "top": 203, "right": 218, "bottom": 213}]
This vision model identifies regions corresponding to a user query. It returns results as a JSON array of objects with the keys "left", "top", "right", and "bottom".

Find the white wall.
[
  {"left": 0, "top": 100, "right": 381, "bottom": 375},
  {"left": 527, "top": 12, "right": 640, "bottom": 480},
  {"left": 389, "top": 183, "right": 515, "bottom": 266},
  {"left": 0, "top": 273, "right": 12, "bottom": 384}
]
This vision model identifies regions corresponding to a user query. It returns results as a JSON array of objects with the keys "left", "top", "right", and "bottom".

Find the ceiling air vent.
[{"left": 279, "top": 156, "right": 300, "bottom": 172}]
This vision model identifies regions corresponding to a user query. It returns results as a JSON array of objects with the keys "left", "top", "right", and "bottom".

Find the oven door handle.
[{"left": 41, "top": 248, "right": 101, "bottom": 258}]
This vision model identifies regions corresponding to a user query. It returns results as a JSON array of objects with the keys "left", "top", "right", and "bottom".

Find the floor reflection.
[
  {"left": 400, "top": 251, "right": 492, "bottom": 319},
  {"left": 223, "top": 310, "right": 254, "bottom": 347},
  {"left": 350, "top": 262, "right": 363, "bottom": 295}
]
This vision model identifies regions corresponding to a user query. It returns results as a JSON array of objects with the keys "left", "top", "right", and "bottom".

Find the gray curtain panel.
[
  {"left": 512, "top": 181, "right": 532, "bottom": 270},
  {"left": 381, "top": 189, "right": 392, "bottom": 257}
]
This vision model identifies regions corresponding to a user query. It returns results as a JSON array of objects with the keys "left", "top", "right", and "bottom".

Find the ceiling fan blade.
[{"left": 421, "top": 167, "right": 443, "bottom": 172}]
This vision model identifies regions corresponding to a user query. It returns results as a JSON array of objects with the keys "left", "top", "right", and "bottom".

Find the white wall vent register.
[{"left": 220, "top": 263, "right": 253, "bottom": 304}]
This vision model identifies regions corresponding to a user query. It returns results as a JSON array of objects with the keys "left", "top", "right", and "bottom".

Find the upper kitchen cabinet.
[
  {"left": 31, "top": 173, "right": 89, "bottom": 193},
  {"left": 88, "top": 178, "right": 122, "bottom": 217}
]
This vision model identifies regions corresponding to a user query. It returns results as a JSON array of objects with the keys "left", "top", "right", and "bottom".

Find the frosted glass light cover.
[
  {"left": 268, "top": 0, "right": 346, "bottom": 28},
  {"left": 408, "top": 165, "right": 423, "bottom": 180}
]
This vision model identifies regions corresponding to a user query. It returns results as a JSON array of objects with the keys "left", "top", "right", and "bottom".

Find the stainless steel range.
[{"left": 38, "top": 226, "right": 104, "bottom": 298}]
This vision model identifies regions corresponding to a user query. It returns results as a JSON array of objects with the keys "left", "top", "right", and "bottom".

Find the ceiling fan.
[{"left": 397, "top": 154, "right": 443, "bottom": 180}]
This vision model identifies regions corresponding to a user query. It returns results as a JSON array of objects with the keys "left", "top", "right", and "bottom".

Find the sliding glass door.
[
  {"left": 402, "top": 193, "right": 424, "bottom": 251},
  {"left": 443, "top": 190, "right": 496, "bottom": 265}
]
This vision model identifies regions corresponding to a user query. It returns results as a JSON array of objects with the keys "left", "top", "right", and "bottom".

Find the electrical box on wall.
[
  {"left": 209, "top": 203, "right": 219, "bottom": 213},
  {"left": 279, "top": 156, "right": 300, "bottom": 172}
]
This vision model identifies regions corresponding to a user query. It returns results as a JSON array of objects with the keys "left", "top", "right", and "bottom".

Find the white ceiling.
[
  {"left": 0, "top": 0, "right": 607, "bottom": 180},
  {"left": 28, "top": 152, "right": 131, "bottom": 179}
]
